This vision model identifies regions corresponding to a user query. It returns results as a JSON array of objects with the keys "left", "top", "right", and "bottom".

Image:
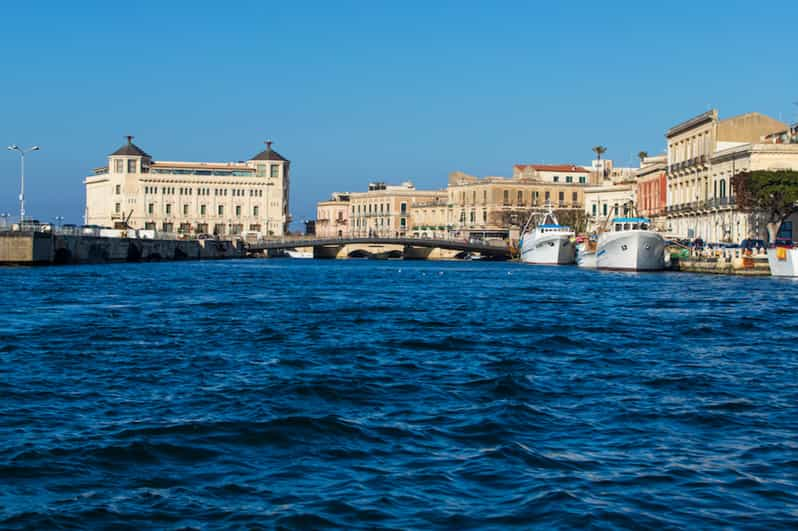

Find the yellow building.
[
  {"left": 448, "top": 166, "right": 589, "bottom": 239},
  {"left": 315, "top": 193, "right": 350, "bottom": 238},
  {"left": 665, "top": 110, "right": 798, "bottom": 241},
  {"left": 348, "top": 182, "right": 446, "bottom": 238},
  {"left": 85, "top": 137, "right": 290, "bottom": 237}
]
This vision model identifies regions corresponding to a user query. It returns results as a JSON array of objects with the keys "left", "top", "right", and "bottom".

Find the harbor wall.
[
  {"left": 670, "top": 248, "right": 771, "bottom": 276},
  {"left": 0, "top": 232, "right": 242, "bottom": 265}
]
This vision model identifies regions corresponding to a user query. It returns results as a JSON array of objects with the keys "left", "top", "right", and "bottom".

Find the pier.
[{"left": 0, "top": 230, "right": 242, "bottom": 265}]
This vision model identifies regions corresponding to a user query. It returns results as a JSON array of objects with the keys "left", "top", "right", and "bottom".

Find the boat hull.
[
  {"left": 767, "top": 247, "right": 798, "bottom": 276},
  {"left": 597, "top": 231, "right": 665, "bottom": 271},
  {"left": 286, "top": 250, "right": 313, "bottom": 259},
  {"left": 520, "top": 233, "right": 575, "bottom": 265},
  {"left": 576, "top": 243, "right": 597, "bottom": 268}
]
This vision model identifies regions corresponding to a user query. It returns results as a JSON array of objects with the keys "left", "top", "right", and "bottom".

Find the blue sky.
[{"left": 1, "top": 0, "right": 796, "bottom": 226}]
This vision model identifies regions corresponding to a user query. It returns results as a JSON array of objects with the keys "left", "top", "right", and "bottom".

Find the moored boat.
[
  {"left": 767, "top": 246, "right": 798, "bottom": 276},
  {"left": 596, "top": 217, "right": 665, "bottom": 271},
  {"left": 576, "top": 238, "right": 597, "bottom": 268},
  {"left": 519, "top": 206, "right": 576, "bottom": 265},
  {"left": 286, "top": 249, "right": 313, "bottom": 259}
]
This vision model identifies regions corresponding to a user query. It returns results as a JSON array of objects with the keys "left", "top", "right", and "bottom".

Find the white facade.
[
  {"left": 84, "top": 138, "right": 290, "bottom": 237},
  {"left": 584, "top": 183, "right": 636, "bottom": 232}
]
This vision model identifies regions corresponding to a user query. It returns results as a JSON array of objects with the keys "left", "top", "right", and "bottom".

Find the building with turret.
[{"left": 84, "top": 137, "right": 290, "bottom": 237}]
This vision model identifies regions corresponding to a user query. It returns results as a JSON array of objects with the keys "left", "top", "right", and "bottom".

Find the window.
[
  {"left": 566, "top": 176, "right": 573, "bottom": 183},
  {"left": 148, "top": 203, "right": 154, "bottom": 214},
  {"left": 165, "top": 204, "right": 172, "bottom": 215},
  {"left": 558, "top": 191, "right": 564, "bottom": 201},
  {"left": 503, "top": 190, "right": 509, "bottom": 204},
  {"left": 719, "top": 179, "right": 726, "bottom": 198},
  {"left": 517, "top": 191, "right": 523, "bottom": 204},
  {"left": 270, "top": 165, "right": 279, "bottom": 178},
  {"left": 545, "top": 191, "right": 550, "bottom": 200},
  {"left": 115, "top": 184, "right": 121, "bottom": 195},
  {"left": 482, "top": 211, "right": 487, "bottom": 222},
  {"left": 257, "top": 164, "right": 266, "bottom": 177},
  {"left": 572, "top": 191, "right": 578, "bottom": 202},
  {"left": 482, "top": 190, "right": 487, "bottom": 203},
  {"left": 579, "top": 176, "right": 586, "bottom": 184},
  {"left": 400, "top": 202, "right": 407, "bottom": 214},
  {"left": 115, "top": 203, "right": 120, "bottom": 213},
  {"left": 400, "top": 217, "right": 406, "bottom": 227},
  {"left": 127, "top": 159, "right": 136, "bottom": 173},
  {"left": 592, "top": 204, "right": 597, "bottom": 216},
  {"left": 145, "top": 222, "right": 156, "bottom": 230},
  {"left": 603, "top": 204, "right": 608, "bottom": 216},
  {"left": 254, "top": 206, "right": 259, "bottom": 216},
  {"left": 200, "top": 205, "right": 206, "bottom": 215},
  {"left": 115, "top": 160, "right": 123, "bottom": 173},
  {"left": 235, "top": 206, "right": 241, "bottom": 217},
  {"left": 183, "top": 204, "right": 188, "bottom": 215},
  {"left": 553, "top": 176, "right": 559, "bottom": 182},
  {"left": 470, "top": 211, "right": 475, "bottom": 222},
  {"left": 218, "top": 205, "right": 224, "bottom": 216}
]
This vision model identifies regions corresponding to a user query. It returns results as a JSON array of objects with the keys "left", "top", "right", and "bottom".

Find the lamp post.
[
  {"left": 0, "top": 212, "right": 9, "bottom": 230},
  {"left": 7, "top": 145, "right": 40, "bottom": 223}
]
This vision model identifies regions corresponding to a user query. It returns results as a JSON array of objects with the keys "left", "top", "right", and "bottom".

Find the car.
[{"left": 740, "top": 239, "right": 766, "bottom": 250}]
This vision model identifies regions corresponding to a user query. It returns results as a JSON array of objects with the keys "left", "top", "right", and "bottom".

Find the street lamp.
[
  {"left": 0, "top": 212, "right": 9, "bottom": 230},
  {"left": 7, "top": 145, "right": 41, "bottom": 223}
]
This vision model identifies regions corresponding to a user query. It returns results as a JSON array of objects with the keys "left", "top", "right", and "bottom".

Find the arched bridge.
[{"left": 246, "top": 237, "right": 512, "bottom": 259}]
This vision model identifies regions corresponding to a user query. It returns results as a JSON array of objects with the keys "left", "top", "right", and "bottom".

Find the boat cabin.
[
  {"left": 611, "top": 217, "right": 651, "bottom": 232},
  {"left": 538, "top": 223, "right": 572, "bottom": 233}
]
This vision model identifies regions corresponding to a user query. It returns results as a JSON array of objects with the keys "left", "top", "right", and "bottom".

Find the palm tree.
[
  {"left": 638, "top": 151, "right": 649, "bottom": 162},
  {"left": 592, "top": 145, "right": 607, "bottom": 180}
]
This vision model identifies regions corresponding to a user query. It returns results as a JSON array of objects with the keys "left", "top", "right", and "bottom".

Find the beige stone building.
[
  {"left": 583, "top": 182, "right": 636, "bottom": 232},
  {"left": 665, "top": 110, "right": 798, "bottom": 241},
  {"left": 315, "top": 193, "right": 350, "bottom": 238},
  {"left": 348, "top": 182, "right": 446, "bottom": 238},
  {"left": 85, "top": 137, "right": 290, "bottom": 237},
  {"left": 448, "top": 167, "right": 588, "bottom": 239},
  {"left": 410, "top": 197, "right": 449, "bottom": 239}
]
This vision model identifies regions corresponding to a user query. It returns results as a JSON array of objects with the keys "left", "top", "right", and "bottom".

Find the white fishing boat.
[
  {"left": 596, "top": 217, "right": 665, "bottom": 271},
  {"left": 285, "top": 249, "right": 313, "bottom": 259},
  {"left": 767, "top": 246, "right": 798, "bottom": 276},
  {"left": 576, "top": 238, "right": 597, "bottom": 268},
  {"left": 519, "top": 205, "right": 576, "bottom": 265}
]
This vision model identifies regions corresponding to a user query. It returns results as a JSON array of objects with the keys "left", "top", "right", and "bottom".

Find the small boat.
[
  {"left": 767, "top": 246, "right": 798, "bottom": 276},
  {"left": 285, "top": 249, "right": 313, "bottom": 259},
  {"left": 576, "top": 237, "right": 597, "bottom": 268},
  {"left": 597, "top": 217, "right": 665, "bottom": 271},
  {"left": 519, "top": 204, "right": 576, "bottom": 265}
]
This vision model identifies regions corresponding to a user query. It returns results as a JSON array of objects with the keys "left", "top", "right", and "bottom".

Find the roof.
[
  {"left": 111, "top": 136, "right": 150, "bottom": 157},
  {"left": 251, "top": 141, "right": 288, "bottom": 162},
  {"left": 514, "top": 164, "right": 589, "bottom": 173},
  {"left": 151, "top": 161, "right": 253, "bottom": 171},
  {"left": 612, "top": 217, "right": 651, "bottom": 223}
]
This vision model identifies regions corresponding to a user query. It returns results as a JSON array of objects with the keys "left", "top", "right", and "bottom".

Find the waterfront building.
[
  {"left": 448, "top": 167, "right": 588, "bottom": 240},
  {"left": 635, "top": 155, "right": 667, "bottom": 225},
  {"left": 410, "top": 196, "right": 449, "bottom": 239},
  {"left": 348, "top": 182, "right": 446, "bottom": 238},
  {"left": 315, "top": 193, "right": 350, "bottom": 238},
  {"left": 583, "top": 181, "right": 636, "bottom": 233},
  {"left": 665, "top": 110, "right": 798, "bottom": 241},
  {"left": 512, "top": 163, "right": 591, "bottom": 184},
  {"left": 84, "top": 137, "right": 290, "bottom": 237}
]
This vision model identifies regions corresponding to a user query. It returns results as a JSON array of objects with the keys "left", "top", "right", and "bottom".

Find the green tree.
[
  {"left": 732, "top": 170, "right": 798, "bottom": 241},
  {"left": 592, "top": 145, "right": 607, "bottom": 180}
]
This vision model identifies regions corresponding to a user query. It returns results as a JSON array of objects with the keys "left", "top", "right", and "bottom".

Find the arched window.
[{"left": 720, "top": 179, "right": 726, "bottom": 198}]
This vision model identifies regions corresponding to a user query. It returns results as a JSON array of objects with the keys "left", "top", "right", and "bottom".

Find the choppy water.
[{"left": 1, "top": 260, "right": 797, "bottom": 529}]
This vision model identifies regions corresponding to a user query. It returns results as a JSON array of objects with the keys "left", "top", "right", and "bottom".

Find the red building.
[{"left": 636, "top": 156, "right": 667, "bottom": 218}]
